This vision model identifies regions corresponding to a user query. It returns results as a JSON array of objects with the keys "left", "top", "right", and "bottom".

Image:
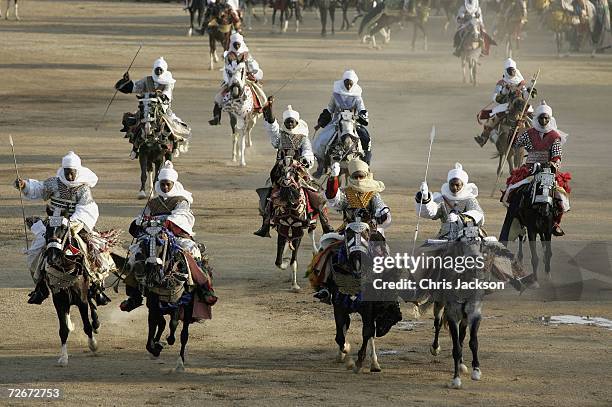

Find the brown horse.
[{"left": 491, "top": 96, "right": 528, "bottom": 176}]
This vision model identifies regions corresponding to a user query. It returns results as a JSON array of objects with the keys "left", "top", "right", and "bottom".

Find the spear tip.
[
  {"left": 9, "top": 135, "right": 13, "bottom": 146},
  {"left": 430, "top": 125, "right": 436, "bottom": 141}
]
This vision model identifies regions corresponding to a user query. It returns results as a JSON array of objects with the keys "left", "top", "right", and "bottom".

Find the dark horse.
[
  {"left": 201, "top": 3, "right": 238, "bottom": 70},
  {"left": 328, "top": 209, "right": 401, "bottom": 373},
  {"left": 500, "top": 163, "right": 557, "bottom": 286},
  {"left": 42, "top": 213, "right": 117, "bottom": 366},
  {"left": 260, "top": 154, "right": 322, "bottom": 292},
  {"left": 318, "top": 0, "right": 337, "bottom": 36},
  {"left": 134, "top": 93, "right": 173, "bottom": 199},
  {"left": 187, "top": 0, "right": 206, "bottom": 37},
  {"left": 130, "top": 219, "right": 208, "bottom": 371}
]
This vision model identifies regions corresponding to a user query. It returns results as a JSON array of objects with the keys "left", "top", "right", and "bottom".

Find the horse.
[
  {"left": 435, "top": 0, "right": 461, "bottom": 31},
  {"left": 267, "top": 154, "right": 321, "bottom": 291},
  {"left": 495, "top": 0, "right": 528, "bottom": 58},
  {"left": 221, "top": 60, "right": 261, "bottom": 167},
  {"left": 186, "top": 0, "right": 206, "bottom": 37},
  {"left": 323, "top": 209, "right": 401, "bottom": 373},
  {"left": 540, "top": 0, "right": 597, "bottom": 56},
  {"left": 499, "top": 163, "right": 558, "bottom": 285},
  {"left": 401, "top": 1, "right": 431, "bottom": 51},
  {"left": 201, "top": 4, "right": 236, "bottom": 70},
  {"left": 458, "top": 19, "right": 482, "bottom": 86},
  {"left": 489, "top": 96, "right": 528, "bottom": 176},
  {"left": 360, "top": 13, "right": 403, "bottom": 48},
  {"left": 130, "top": 218, "right": 215, "bottom": 371},
  {"left": 318, "top": 0, "right": 337, "bottom": 36},
  {"left": 318, "top": 110, "right": 365, "bottom": 182},
  {"left": 41, "top": 212, "right": 118, "bottom": 366},
  {"left": 414, "top": 221, "right": 524, "bottom": 388},
  {"left": 129, "top": 93, "right": 175, "bottom": 199},
  {"left": 2, "top": 0, "right": 19, "bottom": 20}
]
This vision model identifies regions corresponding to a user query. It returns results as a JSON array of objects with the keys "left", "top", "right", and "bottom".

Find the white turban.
[
  {"left": 441, "top": 163, "right": 478, "bottom": 200},
  {"left": 342, "top": 69, "right": 359, "bottom": 84},
  {"left": 62, "top": 151, "right": 81, "bottom": 169},
  {"left": 504, "top": 58, "right": 517, "bottom": 70},
  {"left": 533, "top": 101, "right": 561, "bottom": 135},
  {"left": 282, "top": 105, "right": 300, "bottom": 121},
  {"left": 465, "top": 0, "right": 479, "bottom": 14},
  {"left": 158, "top": 160, "right": 178, "bottom": 182},
  {"left": 152, "top": 57, "right": 176, "bottom": 85},
  {"left": 155, "top": 161, "right": 193, "bottom": 204},
  {"left": 57, "top": 151, "right": 98, "bottom": 188},
  {"left": 447, "top": 162, "right": 469, "bottom": 184}
]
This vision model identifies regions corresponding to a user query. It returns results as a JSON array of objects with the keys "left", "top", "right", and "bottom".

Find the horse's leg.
[
  {"left": 468, "top": 302, "right": 482, "bottom": 381},
  {"left": 176, "top": 302, "right": 193, "bottom": 372},
  {"left": 87, "top": 296, "right": 100, "bottom": 334},
  {"left": 290, "top": 237, "right": 301, "bottom": 292},
  {"left": 239, "top": 127, "right": 247, "bottom": 167},
  {"left": 188, "top": 10, "right": 194, "bottom": 36},
  {"left": 353, "top": 305, "right": 375, "bottom": 373},
  {"left": 422, "top": 23, "right": 428, "bottom": 51},
  {"left": 448, "top": 314, "right": 463, "bottom": 389},
  {"left": 53, "top": 293, "right": 70, "bottom": 366},
  {"left": 209, "top": 35, "right": 215, "bottom": 70},
  {"left": 138, "top": 154, "right": 147, "bottom": 199},
  {"left": 329, "top": 5, "right": 336, "bottom": 35},
  {"left": 333, "top": 305, "right": 353, "bottom": 367},
  {"left": 246, "top": 113, "right": 255, "bottom": 147},
  {"left": 167, "top": 308, "right": 180, "bottom": 345},
  {"left": 154, "top": 312, "right": 166, "bottom": 345},
  {"left": 412, "top": 23, "right": 418, "bottom": 51},
  {"left": 309, "top": 228, "right": 318, "bottom": 254},
  {"left": 230, "top": 114, "right": 238, "bottom": 162},
  {"left": 543, "top": 230, "right": 552, "bottom": 278},
  {"left": 458, "top": 316, "right": 469, "bottom": 375},
  {"left": 430, "top": 301, "right": 443, "bottom": 355},
  {"left": 369, "top": 337, "right": 381, "bottom": 372},
  {"left": 462, "top": 57, "right": 467, "bottom": 83},
  {"left": 320, "top": 4, "right": 327, "bottom": 36},
  {"left": 527, "top": 226, "right": 539, "bottom": 283},
  {"left": 77, "top": 297, "right": 97, "bottom": 354},
  {"left": 146, "top": 296, "right": 164, "bottom": 357},
  {"left": 275, "top": 234, "right": 290, "bottom": 269}
]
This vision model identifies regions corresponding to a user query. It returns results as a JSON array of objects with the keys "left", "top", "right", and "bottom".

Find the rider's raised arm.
[
  {"left": 300, "top": 136, "right": 315, "bottom": 168},
  {"left": 462, "top": 197, "right": 484, "bottom": 226},
  {"left": 325, "top": 177, "right": 348, "bottom": 211},
  {"left": 550, "top": 138, "right": 563, "bottom": 164},
  {"left": 264, "top": 120, "right": 281, "bottom": 149},
  {"left": 513, "top": 129, "right": 530, "bottom": 148},
  {"left": 246, "top": 57, "right": 263, "bottom": 81},
  {"left": 71, "top": 187, "right": 99, "bottom": 231},
  {"left": 414, "top": 191, "right": 442, "bottom": 220},
  {"left": 20, "top": 178, "right": 48, "bottom": 200}
]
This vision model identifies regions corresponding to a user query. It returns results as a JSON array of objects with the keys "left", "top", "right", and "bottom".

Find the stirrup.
[{"left": 552, "top": 225, "right": 565, "bottom": 237}]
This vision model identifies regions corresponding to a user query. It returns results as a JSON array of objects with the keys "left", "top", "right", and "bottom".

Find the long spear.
[
  {"left": 490, "top": 68, "right": 540, "bottom": 197},
  {"left": 95, "top": 43, "right": 143, "bottom": 131},
  {"left": 411, "top": 125, "right": 436, "bottom": 257},
  {"left": 9, "top": 135, "right": 29, "bottom": 250}
]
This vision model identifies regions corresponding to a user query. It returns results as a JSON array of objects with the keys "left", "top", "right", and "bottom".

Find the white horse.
[{"left": 221, "top": 60, "right": 260, "bottom": 166}]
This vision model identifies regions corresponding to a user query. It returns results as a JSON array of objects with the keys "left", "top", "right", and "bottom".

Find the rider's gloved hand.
[
  {"left": 447, "top": 212, "right": 460, "bottom": 223},
  {"left": 330, "top": 162, "right": 341, "bottom": 177},
  {"left": 14, "top": 178, "right": 26, "bottom": 191},
  {"left": 415, "top": 181, "right": 430, "bottom": 203}
]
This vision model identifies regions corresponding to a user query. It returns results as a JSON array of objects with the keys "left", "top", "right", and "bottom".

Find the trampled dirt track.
[{"left": 0, "top": 1, "right": 611, "bottom": 405}]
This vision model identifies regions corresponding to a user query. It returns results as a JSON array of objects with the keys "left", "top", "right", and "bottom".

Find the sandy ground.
[{"left": 0, "top": 1, "right": 611, "bottom": 405}]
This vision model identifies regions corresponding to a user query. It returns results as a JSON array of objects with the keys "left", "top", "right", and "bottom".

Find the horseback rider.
[
  {"left": 115, "top": 57, "right": 190, "bottom": 160},
  {"left": 502, "top": 102, "right": 571, "bottom": 237},
  {"left": 312, "top": 158, "right": 391, "bottom": 301},
  {"left": 415, "top": 162, "right": 484, "bottom": 236},
  {"left": 203, "top": 0, "right": 242, "bottom": 32},
  {"left": 14, "top": 152, "right": 110, "bottom": 305},
  {"left": 313, "top": 70, "right": 371, "bottom": 177},
  {"left": 209, "top": 32, "right": 266, "bottom": 125},
  {"left": 453, "top": 0, "right": 490, "bottom": 56},
  {"left": 254, "top": 98, "right": 334, "bottom": 237},
  {"left": 120, "top": 161, "right": 215, "bottom": 311},
  {"left": 475, "top": 58, "right": 535, "bottom": 147}
]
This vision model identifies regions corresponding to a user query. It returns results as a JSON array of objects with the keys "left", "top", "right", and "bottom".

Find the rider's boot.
[
  {"left": 552, "top": 211, "right": 565, "bottom": 237},
  {"left": 317, "top": 208, "right": 334, "bottom": 234},
  {"left": 129, "top": 146, "right": 138, "bottom": 160},
  {"left": 27, "top": 279, "right": 49, "bottom": 305},
  {"left": 254, "top": 217, "right": 272, "bottom": 238},
  {"left": 91, "top": 283, "right": 111, "bottom": 306},
  {"left": 120, "top": 284, "right": 143, "bottom": 312},
  {"left": 474, "top": 129, "right": 490, "bottom": 147},
  {"left": 208, "top": 103, "right": 222, "bottom": 126},
  {"left": 364, "top": 150, "right": 372, "bottom": 165}
]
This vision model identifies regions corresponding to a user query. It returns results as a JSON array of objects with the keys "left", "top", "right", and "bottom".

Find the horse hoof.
[
  {"left": 277, "top": 261, "right": 289, "bottom": 270},
  {"left": 352, "top": 365, "right": 362, "bottom": 374},
  {"left": 430, "top": 345, "right": 441, "bottom": 356},
  {"left": 147, "top": 342, "right": 163, "bottom": 358},
  {"left": 471, "top": 368, "right": 482, "bottom": 381},
  {"left": 346, "top": 357, "right": 355, "bottom": 369},
  {"left": 167, "top": 335, "right": 176, "bottom": 346},
  {"left": 291, "top": 284, "right": 301, "bottom": 293},
  {"left": 449, "top": 377, "right": 462, "bottom": 389},
  {"left": 175, "top": 357, "right": 185, "bottom": 373},
  {"left": 240, "top": 162, "right": 246, "bottom": 167},
  {"left": 336, "top": 352, "right": 346, "bottom": 363},
  {"left": 56, "top": 356, "right": 68, "bottom": 367},
  {"left": 88, "top": 337, "right": 98, "bottom": 353},
  {"left": 370, "top": 363, "right": 382, "bottom": 373},
  {"left": 460, "top": 363, "right": 468, "bottom": 374},
  {"left": 137, "top": 191, "right": 146, "bottom": 200}
]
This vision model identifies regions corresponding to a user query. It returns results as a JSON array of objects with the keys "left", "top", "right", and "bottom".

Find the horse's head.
[
  {"left": 344, "top": 209, "right": 373, "bottom": 273},
  {"left": 277, "top": 157, "right": 303, "bottom": 204},
  {"left": 508, "top": 95, "right": 527, "bottom": 122},
  {"left": 225, "top": 60, "right": 247, "bottom": 99},
  {"left": 463, "top": 18, "right": 482, "bottom": 46},
  {"left": 330, "top": 111, "right": 361, "bottom": 163},
  {"left": 44, "top": 214, "right": 74, "bottom": 271}
]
